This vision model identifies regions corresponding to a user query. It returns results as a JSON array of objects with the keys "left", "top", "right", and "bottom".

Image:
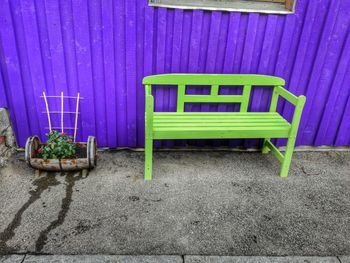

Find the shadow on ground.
[{"left": 0, "top": 150, "right": 349, "bottom": 255}]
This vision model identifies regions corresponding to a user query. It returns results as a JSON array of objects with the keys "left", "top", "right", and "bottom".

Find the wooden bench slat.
[
  {"left": 154, "top": 120, "right": 287, "bottom": 123},
  {"left": 152, "top": 112, "right": 282, "bottom": 115},
  {"left": 183, "top": 95, "right": 244, "bottom": 103},
  {"left": 153, "top": 113, "right": 287, "bottom": 121},
  {"left": 154, "top": 120, "right": 289, "bottom": 127},
  {"left": 153, "top": 113, "right": 289, "bottom": 125},
  {"left": 154, "top": 129, "right": 290, "bottom": 140},
  {"left": 153, "top": 118, "right": 284, "bottom": 121},
  {"left": 154, "top": 126, "right": 290, "bottom": 131},
  {"left": 143, "top": 74, "right": 285, "bottom": 86},
  {"left": 153, "top": 113, "right": 283, "bottom": 117},
  {"left": 153, "top": 122, "right": 290, "bottom": 130}
]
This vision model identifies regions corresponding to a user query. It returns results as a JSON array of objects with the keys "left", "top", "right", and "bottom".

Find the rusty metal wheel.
[
  {"left": 87, "top": 136, "right": 97, "bottom": 169},
  {"left": 25, "top": 136, "right": 41, "bottom": 168}
]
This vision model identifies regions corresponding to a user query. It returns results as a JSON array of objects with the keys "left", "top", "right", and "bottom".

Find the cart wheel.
[
  {"left": 87, "top": 136, "right": 97, "bottom": 169},
  {"left": 25, "top": 136, "right": 41, "bottom": 167}
]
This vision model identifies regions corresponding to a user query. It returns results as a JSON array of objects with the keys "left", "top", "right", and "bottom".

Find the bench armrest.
[
  {"left": 270, "top": 86, "right": 306, "bottom": 110},
  {"left": 275, "top": 86, "right": 303, "bottom": 106},
  {"left": 270, "top": 86, "right": 306, "bottom": 137}
]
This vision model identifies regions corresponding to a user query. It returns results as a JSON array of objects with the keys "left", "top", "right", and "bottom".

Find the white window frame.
[{"left": 148, "top": 0, "right": 297, "bottom": 14}]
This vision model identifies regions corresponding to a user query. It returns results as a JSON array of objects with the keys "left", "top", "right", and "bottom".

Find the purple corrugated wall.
[
  {"left": 0, "top": 0, "right": 350, "bottom": 148},
  {"left": 0, "top": 68, "right": 7, "bottom": 108}
]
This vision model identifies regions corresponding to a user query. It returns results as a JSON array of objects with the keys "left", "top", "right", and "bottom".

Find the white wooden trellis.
[{"left": 42, "top": 92, "right": 83, "bottom": 142}]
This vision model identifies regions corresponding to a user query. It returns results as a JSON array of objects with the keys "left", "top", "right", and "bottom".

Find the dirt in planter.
[
  {"left": 75, "top": 144, "right": 87, "bottom": 158},
  {"left": 34, "top": 143, "right": 87, "bottom": 159}
]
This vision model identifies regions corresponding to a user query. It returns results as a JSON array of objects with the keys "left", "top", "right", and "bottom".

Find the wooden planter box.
[{"left": 25, "top": 136, "right": 97, "bottom": 171}]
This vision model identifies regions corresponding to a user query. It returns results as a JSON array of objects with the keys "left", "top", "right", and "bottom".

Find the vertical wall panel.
[
  {"left": 136, "top": 0, "right": 146, "bottom": 147},
  {"left": 102, "top": 0, "right": 117, "bottom": 147},
  {"left": 0, "top": 0, "right": 30, "bottom": 146},
  {"left": 114, "top": 0, "right": 127, "bottom": 146},
  {"left": 125, "top": 0, "right": 137, "bottom": 146},
  {"left": 0, "top": 0, "right": 349, "bottom": 148},
  {"left": 71, "top": 0, "right": 96, "bottom": 142},
  {"left": 0, "top": 64, "right": 7, "bottom": 108}
]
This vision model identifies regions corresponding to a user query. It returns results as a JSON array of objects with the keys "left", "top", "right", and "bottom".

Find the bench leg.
[
  {"left": 145, "top": 138, "right": 153, "bottom": 181},
  {"left": 280, "top": 136, "right": 296, "bottom": 177},
  {"left": 262, "top": 139, "right": 270, "bottom": 154}
]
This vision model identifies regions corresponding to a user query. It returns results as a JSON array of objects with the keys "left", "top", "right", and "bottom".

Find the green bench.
[{"left": 143, "top": 74, "right": 306, "bottom": 180}]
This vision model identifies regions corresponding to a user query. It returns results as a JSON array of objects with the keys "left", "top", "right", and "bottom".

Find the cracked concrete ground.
[{"left": 0, "top": 150, "right": 349, "bottom": 256}]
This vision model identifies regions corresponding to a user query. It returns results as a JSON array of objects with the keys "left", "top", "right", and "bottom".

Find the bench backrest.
[{"left": 143, "top": 74, "right": 285, "bottom": 112}]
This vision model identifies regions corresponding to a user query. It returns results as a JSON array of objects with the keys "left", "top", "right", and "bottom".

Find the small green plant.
[{"left": 37, "top": 131, "right": 76, "bottom": 160}]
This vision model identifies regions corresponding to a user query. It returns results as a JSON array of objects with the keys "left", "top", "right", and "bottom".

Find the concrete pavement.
[
  {"left": 0, "top": 150, "right": 349, "bottom": 256},
  {"left": 1, "top": 255, "right": 349, "bottom": 262}
]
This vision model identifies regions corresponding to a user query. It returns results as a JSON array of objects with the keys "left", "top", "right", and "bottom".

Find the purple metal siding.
[
  {"left": 0, "top": 0, "right": 349, "bottom": 147},
  {"left": 0, "top": 70, "right": 7, "bottom": 108}
]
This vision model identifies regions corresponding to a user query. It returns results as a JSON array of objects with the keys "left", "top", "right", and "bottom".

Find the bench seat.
[{"left": 152, "top": 112, "right": 291, "bottom": 139}]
